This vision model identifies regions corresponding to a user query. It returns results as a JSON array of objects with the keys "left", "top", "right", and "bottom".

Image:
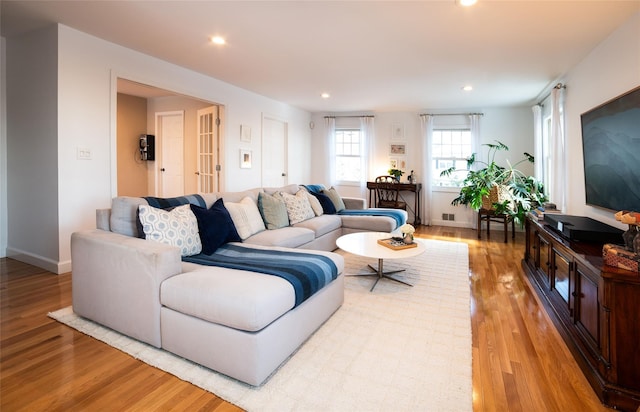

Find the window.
[
  {"left": 335, "top": 128, "right": 362, "bottom": 182},
  {"left": 432, "top": 129, "right": 473, "bottom": 187}
]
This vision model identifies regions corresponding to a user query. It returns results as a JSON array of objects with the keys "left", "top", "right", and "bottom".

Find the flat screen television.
[{"left": 581, "top": 86, "right": 640, "bottom": 211}]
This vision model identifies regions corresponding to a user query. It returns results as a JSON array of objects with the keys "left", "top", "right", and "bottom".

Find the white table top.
[{"left": 336, "top": 232, "right": 426, "bottom": 260}]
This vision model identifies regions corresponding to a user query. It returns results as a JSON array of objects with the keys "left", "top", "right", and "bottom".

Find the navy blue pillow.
[
  {"left": 190, "top": 199, "right": 242, "bottom": 255},
  {"left": 309, "top": 191, "right": 337, "bottom": 214}
]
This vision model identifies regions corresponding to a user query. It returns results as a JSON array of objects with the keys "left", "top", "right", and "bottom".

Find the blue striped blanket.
[
  {"left": 338, "top": 208, "right": 407, "bottom": 228},
  {"left": 183, "top": 244, "right": 338, "bottom": 307},
  {"left": 144, "top": 194, "right": 206, "bottom": 209}
]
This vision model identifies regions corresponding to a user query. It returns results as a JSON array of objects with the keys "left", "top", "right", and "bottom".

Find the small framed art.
[
  {"left": 391, "top": 123, "right": 404, "bottom": 140},
  {"left": 240, "top": 149, "right": 252, "bottom": 169},
  {"left": 390, "top": 144, "right": 406, "bottom": 155},
  {"left": 240, "top": 125, "right": 252, "bottom": 143}
]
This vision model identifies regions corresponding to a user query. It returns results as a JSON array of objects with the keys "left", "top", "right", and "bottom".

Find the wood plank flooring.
[{"left": 1, "top": 226, "right": 611, "bottom": 411}]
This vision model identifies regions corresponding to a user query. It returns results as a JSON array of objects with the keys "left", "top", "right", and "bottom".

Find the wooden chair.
[{"left": 374, "top": 176, "right": 407, "bottom": 210}]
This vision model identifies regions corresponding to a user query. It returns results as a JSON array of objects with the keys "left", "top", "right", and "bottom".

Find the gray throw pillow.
[
  {"left": 258, "top": 192, "right": 290, "bottom": 230},
  {"left": 322, "top": 187, "right": 346, "bottom": 212}
]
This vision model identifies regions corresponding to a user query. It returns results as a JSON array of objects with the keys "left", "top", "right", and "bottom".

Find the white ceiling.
[{"left": 2, "top": 1, "right": 639, "bottom": 112}]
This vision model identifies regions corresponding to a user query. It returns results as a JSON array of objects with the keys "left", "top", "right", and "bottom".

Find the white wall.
[
  {"left": 310, "top": 107, "right": 534, "bottom": 228},
  {"left": 5, "top": 26, "right": 60, "bottom": 270},
  {"left": 1, "top": 36, "right": 7, "bottom": 258},
  {"left": 5, "top": 24, "right": 311, "bottom": 273},
  {"left": 563, "top": 11, "right": 640, "bottom": 230}
]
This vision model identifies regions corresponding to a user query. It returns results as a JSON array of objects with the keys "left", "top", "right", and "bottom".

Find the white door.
[
  {"left": 156, "top": 111, "right": 184, "bottom": 197},
  {"left": 262, "top": 116, "right": 288, "bottom": 187},
  {"left": 197, "top": 106, "right": 220, "bottom": 193}
]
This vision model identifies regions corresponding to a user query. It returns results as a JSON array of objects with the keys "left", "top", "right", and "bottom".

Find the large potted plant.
[{"left": 440, "top": 141, "right": 547, "bottom": 225}]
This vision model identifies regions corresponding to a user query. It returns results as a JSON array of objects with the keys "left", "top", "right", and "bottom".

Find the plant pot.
[{"left": 482, "top": 185, "right": 509, "bottom": 210}]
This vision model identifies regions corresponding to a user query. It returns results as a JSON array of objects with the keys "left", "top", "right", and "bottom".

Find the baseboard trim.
[{"left": 5, "top": 247, "right": 71, "bottom": 274}]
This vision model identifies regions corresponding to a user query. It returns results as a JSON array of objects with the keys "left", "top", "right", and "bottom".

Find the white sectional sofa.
[{"left": 71, "top": 184, "right": 406, "bottom": 385}]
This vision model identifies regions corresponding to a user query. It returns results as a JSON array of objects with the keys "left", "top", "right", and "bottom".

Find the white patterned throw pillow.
[
  {"left": 138, "top": 204, "right": 202, "bottom": 256},
  {"left": 225, "top": 196, "right": 266, "bottom": 240},
  {"left": 281, "top": 190, "right": 316, "bottom": 224}
]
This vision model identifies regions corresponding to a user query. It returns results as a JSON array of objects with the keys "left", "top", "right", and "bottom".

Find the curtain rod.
[
  {"left": 324, "top": 115, "right": 374, "bottom": 119},
  {"left": 419, "top": 112, "right": 484, "bottom": 117},
  {"left": 536, "top": 83, "right": 566, "bottom": 106}
]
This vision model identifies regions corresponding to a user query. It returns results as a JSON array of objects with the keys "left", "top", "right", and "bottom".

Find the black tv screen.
[{"left": 581, "top": 86, "right": 640, "bottom": 212}]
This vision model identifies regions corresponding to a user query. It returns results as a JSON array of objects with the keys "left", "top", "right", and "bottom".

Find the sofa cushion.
[
  {"left": 190, "top": 199, "right": 242, "bottom": 255},
  {"left": 111, "top": 196, "right": 148, "bottom": 237},
  {"left": 309, "top": 191, "right": 337, "bottom": 214},
  {"left": 225, "top": 197, "right": 266, "bottom": 240},
  {"left": 322, "top": 187, "right": 346, "bottom": 212},
  {"left": 263, "top": 184, "right": 300, "bottom": 196},
  {"left": 243, "top": 227, "right": 315, "bottom": 248},
  {"left": 138, "top": 204, "right": 202, "bottom": 256},
  {"left": 257, "top": 192, "right": 289, "bottom": 230},
  {"left": 340, "top": 214, "right": 398, "bottom": 233},
  {"left": 161, "top": 267, "right": 295, "bottom": 332},
  {"left": 280, "top": 190, "right": 315, "bottom": 224},
  {"left": 293, "top": 215, "right": 342, "bottom": 238},
  {"left": 305, "top": 190, "right": 324, "bottom": 216}
]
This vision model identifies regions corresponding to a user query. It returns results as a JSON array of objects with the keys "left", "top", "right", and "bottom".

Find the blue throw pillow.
[
  {"left": 309, "top": 191, "right": 337, "bottom": 214},
  {"left": 190, "top": 199, "right": 242, "bottom": 255}
]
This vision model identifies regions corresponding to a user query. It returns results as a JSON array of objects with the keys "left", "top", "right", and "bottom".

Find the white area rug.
[{"left": 49, "top": 238, "right": 471, "bottom": 411}]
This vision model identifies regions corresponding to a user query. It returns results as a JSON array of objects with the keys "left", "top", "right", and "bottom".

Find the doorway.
[{"left": 115, "top": 78, "right": 225, "bottom": 197}]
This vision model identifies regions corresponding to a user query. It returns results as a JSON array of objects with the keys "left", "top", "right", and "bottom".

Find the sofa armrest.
[
  {"left": 342, "top": 197, "right": 366, "bottom": 210},
  {"left": 71, "top": 229, "right": 182, "bottom": 347}
]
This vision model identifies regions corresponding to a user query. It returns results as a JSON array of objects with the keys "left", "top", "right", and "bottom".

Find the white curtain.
[
  {"left": 325, "top": 116, "right": 336, "bottom": 187},
  {"left": 532, "top": 105, "right": 543, "bottom": 180},
  {"left": 419, "top": 115, "right": 434, "bottom": 226},
  {"left": 469, "top": 114, "right": 482, "bottom": 229},
  {"left": 470, "top": 114, "right": 481, "bottom": 170},
  {"left": 359, "top": 116, "right": 375, "bottom": 195},
  {"left": 549, "top": 86, "right": 566, "bottom": 212}
]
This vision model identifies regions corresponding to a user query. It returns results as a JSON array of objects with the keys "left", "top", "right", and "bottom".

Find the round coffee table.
[{"left": 336, "top": 231, "right": 426, "bottom": 292}]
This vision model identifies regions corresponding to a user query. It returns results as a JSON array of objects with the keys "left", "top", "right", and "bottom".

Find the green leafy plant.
[
  {"left": 388, "top": 168, "right": 404, "bottom": 179},
  {"left": 440, "top": 141, "right": 547, "bottom": 225}
]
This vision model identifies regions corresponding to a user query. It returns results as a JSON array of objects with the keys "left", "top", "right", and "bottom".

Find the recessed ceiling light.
[
  {"left": 462, "top": 85, "right": 473, "bottom": 91},
  {"left": 210, "top": 36, "right": 226, "bottom": 45},
  {"left": 458, "top": 0, "right": 477, "bottom": 6},
  {"left": 321, "top": 92, "right": 330, "bottom": 99}
]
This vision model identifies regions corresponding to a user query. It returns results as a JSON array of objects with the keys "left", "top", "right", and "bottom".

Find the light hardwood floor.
[{"left": 1, "top": 226, "right": 611, "bottom": 411}]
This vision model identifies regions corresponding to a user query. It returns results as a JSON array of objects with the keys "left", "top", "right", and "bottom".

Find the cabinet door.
[
  {"left": 574, "top": 265, "right": 600, "bottom": 353},
  {"left": 537, "top": 234, "right": 551, "bottom": 287},
  {"left": 552, "top": 248, "right": 571, "bottom": 305},
  {"left": 526, "top": 220, "right": 536, "bottom": 264}
]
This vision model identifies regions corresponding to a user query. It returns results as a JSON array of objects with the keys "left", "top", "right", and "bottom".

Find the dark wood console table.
[
  {"left": 366, "top": 181, "right": 422, "bottom": 226},
  {"left": 523, "top": 216, "right": 640, "bottom": 411}
]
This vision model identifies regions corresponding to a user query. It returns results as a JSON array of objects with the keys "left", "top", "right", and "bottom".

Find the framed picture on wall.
[
  {"left": 391, "top": 123, "right": 404, "bottom": 140},
  {"left": 390, "top": 143, "right": 406, "bottom": 155},
  {"left": 240, "top": 149, "right": 252, "bottom": 169},
  {"left": 389, "top": 158, "right": 398, "bottom": 169},
  {"left": 240, "top": 125, "right": 252, "bottom": 143}
]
